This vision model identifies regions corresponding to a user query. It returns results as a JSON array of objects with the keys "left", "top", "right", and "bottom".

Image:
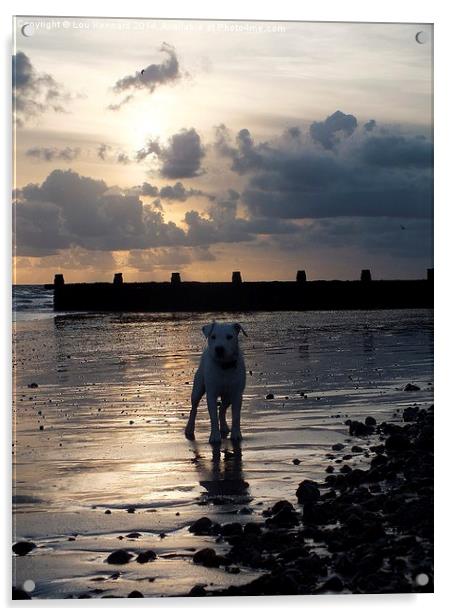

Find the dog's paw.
[
  {"left": 220, "top": 423, "right": 230, "bottom": 437},
  {"left": 209, "top": 432, "right": 222, "bottom": 445},
  {"left": 231, "top": 430, "right": 243, "bottom": 442},
  {"left": 185, "top": 426, "right": 195, "bottom": 440}
]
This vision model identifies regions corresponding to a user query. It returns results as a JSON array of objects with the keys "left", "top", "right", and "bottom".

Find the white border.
[{"left": 2, "top": 1, "right": 451, "bottom": 614}]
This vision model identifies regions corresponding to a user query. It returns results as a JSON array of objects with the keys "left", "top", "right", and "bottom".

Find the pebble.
[
  {"left": 12, "top": 541, "right": 36, "bottom": 556},
  {"left": 106, "top": 549, "right": 132, "bottom": 565}
]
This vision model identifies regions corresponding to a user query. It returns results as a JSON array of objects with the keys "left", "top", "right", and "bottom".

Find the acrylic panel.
[{"left": 12, "top": 16, "right": 433, "bottom": 599}]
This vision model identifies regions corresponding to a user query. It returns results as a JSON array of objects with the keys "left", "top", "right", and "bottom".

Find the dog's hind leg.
[
  {"left": 230, "top": 394, "right": 243, "bottom": 442},
  {"left": 207, "top": 393, "right": 221, "bottom": 445},
  {"left": 185, "top": 369, "right": 205, "bottom": 440},
  {"left": 219, "top": 397, "right": 231, "bottom": 437}
]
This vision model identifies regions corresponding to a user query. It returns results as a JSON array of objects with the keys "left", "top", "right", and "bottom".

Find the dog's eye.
[
  {"left": 226, "top": 334, "right": 233, "bottom": 340},
  {"left": 211, "top": 334, "right": 216, "bottom": 340}
]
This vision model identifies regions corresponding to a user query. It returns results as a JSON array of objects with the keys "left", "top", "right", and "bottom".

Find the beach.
[{"left": 12, "top": 295, "right": 433, "bottom": 598}]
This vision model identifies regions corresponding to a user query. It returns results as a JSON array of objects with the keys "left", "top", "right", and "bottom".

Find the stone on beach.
[
  {"left": 136, "top": 550, "right": 157, "bottom": 563},
  {"left": 188, "top": 516, "right": 214, "bottom": 535},
  {"left": 193, "top": 547, "right": 222, "bottom": 568},
  {"left": 296, "top": 480, "right": 320, "bottom": 504},
  {"left": 404, "top": 383, "right": 421, "bottom": 392},
  {"left": 12, "top": 541, "right": 36, "bottom": 556},
  {"left": 106, "top": 549, "right": 133, "bottom": 564}
]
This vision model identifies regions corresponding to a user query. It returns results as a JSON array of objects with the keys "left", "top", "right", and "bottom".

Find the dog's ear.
[
  {"left": 234, "top": 323, "right": 248, "bottom": 337},
  {"left": 202, "top": 322, "right": 215, "bottom": 338}
]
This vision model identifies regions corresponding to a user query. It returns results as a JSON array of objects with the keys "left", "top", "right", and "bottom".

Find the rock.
[
  {"left": 404, "top": 383, "right": 420, "bottom": 392},
  {"left": 325, "top": 465, "right": 334, "bottom": 473},
  {"left": 403, "top": 407, "right": 419, "bottom": 422},
  {"left": 265, "top": 393, "right": 275, "bottom": 400},
  {"left": 12, "top": 587, "right": 31, "bottom": 599},
  {"left": 371, "top": 454, "right": 388, "bottom": 467},
  {"left": 244, "top": 522, "right": 262, "bottom": 535},
  {"left": 320, "top": 575, "right": 344, "bottom": 592},
  {"left": 188, "top": 584, "right": 207, "bottom": 596},
  {"left": 27, "top": 383, "right": 38, "bottom": 388},
  {"left": 193, "top": 547, "right": 221, "bottom": 568},
  {"left": 365, "top": 416, "right": 377, "bottom": 426},
  {"left": 296, "top": 480, "right": 320, "bottom": 504},
  {"left": 188, "top": 516, "right": 213, "bottom": 535},
  {"left": 128, "top": 591, "right": 143, "bottom": 598},
  {"left": 339, "top": 465, "right": 352, "bottom": 474},
  {"left": 106, "top": 549, "right": 132, "bottom": 564},
  {"left": 271, "top": 500, "right": 295, "bottom": 514},
  {"left": 221, "top": 522, "right": 242, "bottom": 536},
  {"left": 126, "top": 507, "right": 135, "bottom": 513},
  {"left": 385, "top": 434, "right": 410, "bottom": 451},
  {"left": 12, "top": 541, "right": 36, "bottom": 556},
  {"left": 351, "top": 445, "right": 364, "bottom": 453},
  {"left": 104, "top": 509, "right": 111, "bottom": 514},
  {"left": 126, "top": 532, "right": 141, "bottom": 538},
  {"left": 266, "top": 507, "right": 299, "bottom": 528},
  {"left": 332, "top": 443, "right": 345, "bottom": 451},
  {"left": 349, "top": 421, "right": 374, "bottom": 437},
  {"left": 136, "top": 550, "right": 157, "bottom": 564},
  {"left": 292, "top": 458, "right": 301, "bottom": 465}
]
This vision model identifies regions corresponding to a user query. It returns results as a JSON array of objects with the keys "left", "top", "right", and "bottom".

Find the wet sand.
[{"left": 12, "top": 310, "right": 433, "bottom": 598}]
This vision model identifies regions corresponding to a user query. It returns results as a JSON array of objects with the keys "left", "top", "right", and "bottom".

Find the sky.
[{"left": 12, "top": 17, "right": 433, "bottom": 283}]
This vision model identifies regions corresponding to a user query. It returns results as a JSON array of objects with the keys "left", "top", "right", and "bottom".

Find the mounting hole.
[
  {"left": 415, "top": 31, "right": 427, "bottom": 44},
  {"left": 415, "top": 573, "right": 429, "bottom": 586},
  {"left": 22, "top": 579, "right": 35, "bottom": 592},
  {"left": 21, "top": 23, "right": 35, "bottom": 37}
]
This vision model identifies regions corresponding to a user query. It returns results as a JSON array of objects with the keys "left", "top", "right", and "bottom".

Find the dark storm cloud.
[
  {"left": 13, "top": 169, "right": 185, "bottom": 256},
  {"left": 364, "top": 119, "right": 377, "bottom": 132},
  {"left": 216, "top": 112, "right": 433, "bottom": 221},
  {"left": 309, "top": 110, "right": 358, "bottom": 149},
  {"left": 13, "top": 52, "right": 70, "bottom": 126},
  {"left": 25, "top": 146, "right": 80, "bottom": 162},
  {"left": 267, "top": 216, "right": 433, "bottom": 261},
  {"left": 139, "top": 181, "right": 212, "bottom": 202},
  {"left": 13, "top": 170, "right": 293, "bottom": 258},
  {"left": 109, "top": 43, "right": 183, "bottom": 109},
  {"left": 137, "top": 128, "right": 205, "bottom": 178}
]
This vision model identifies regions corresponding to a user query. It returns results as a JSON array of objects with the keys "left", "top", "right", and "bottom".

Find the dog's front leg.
[
  {"left": 207, "top": 392, "right": 221, "bottom": 444},
  {"left": 185, "top": 369, "right": 205, "bottom": 440},
  {"left": 230, "top": 394, "right": 243, "bottom": 441}
]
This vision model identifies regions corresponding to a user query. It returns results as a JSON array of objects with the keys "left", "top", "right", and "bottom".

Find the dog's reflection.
[{"left": 190, "top": 442, "right": 250, "bottom": 503}]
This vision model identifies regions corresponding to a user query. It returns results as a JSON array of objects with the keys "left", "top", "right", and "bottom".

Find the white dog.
[{"left": 185, "top": 322, "right": 247, "bottom": 444}]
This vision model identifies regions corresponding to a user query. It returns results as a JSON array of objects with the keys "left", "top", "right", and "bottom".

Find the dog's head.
[{"left": 202, "top": 321, "right": 247, "bottom": 363}]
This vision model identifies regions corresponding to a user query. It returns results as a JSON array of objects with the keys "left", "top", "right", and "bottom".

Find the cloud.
[
  {"left": 116, "top": 152, "right": 131, "bottom": 165},
  {"left": 13, "top": 169, "right": 185, "bottom": 256},
  {"left": 137, "top": 128, "right": 206, "bottom": 178},
  {"left": 138, "top": 180, "right": 212, "bottom": 202},
  {"left": 215, "top": 112, "right": 433, "bottom": 221},
  {"left": 97, "top": 143, "right": 111, "bottom": 160},
  {"left": 109, "top": 43, "right": 183, "bottom": 109},
  {"left": 309, "top": 110, "right": 358, "bottom": 149},
  {"left": 13, "top": 170, "right": 293, "bottom": 258},
  {"left": 25, "top": 146, "right": 80, "bottom": 162},
  {"left": 364, "top": 119, "right": 377, "bottom": 132},
  {"left": 13, "top": 52, "right": 70, "bottom": 126},
  {"left": 128, "top": 246, "right": 215, "bottom": 272}
]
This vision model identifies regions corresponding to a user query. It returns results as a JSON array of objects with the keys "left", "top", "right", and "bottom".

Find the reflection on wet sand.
[{"left": 190, "top": 442, "right": 250, "bottom": 505}]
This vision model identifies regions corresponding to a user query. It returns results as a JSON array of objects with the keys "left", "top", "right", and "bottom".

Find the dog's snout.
[{"left": 215, "top": 345, "right": 225, "bottom": 357}]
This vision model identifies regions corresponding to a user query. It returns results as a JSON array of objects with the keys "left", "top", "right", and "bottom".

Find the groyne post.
[
  {"left": 113, "top": 273, "right": 123, "bottom": 285},
  {"left": 296, "top": 270, "right": 307, "bottom": 283},
  {"left": 171, "top": 272, "right": 181, "bottom": 285},
  {"left": 361, "top": 269, "right": 372, "bottom": 283},
  {"left": 232, "top": 271, "right": 242, "bottom": 284}
]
